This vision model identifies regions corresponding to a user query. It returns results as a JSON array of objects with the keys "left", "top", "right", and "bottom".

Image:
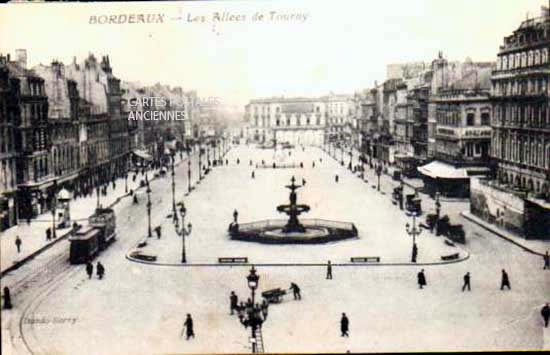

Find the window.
[
  {"left": 481, "top": 112, "right": 490, "bottom": 126},
  {"left": 467, "top": 113, "right": 475, "bottom": 126}
]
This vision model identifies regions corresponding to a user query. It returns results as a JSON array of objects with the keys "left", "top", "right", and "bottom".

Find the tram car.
[{"left": 69, "top": 208, "right": 117, "bottom": 264}]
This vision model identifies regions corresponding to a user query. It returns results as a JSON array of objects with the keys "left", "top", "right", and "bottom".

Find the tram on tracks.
[{"left": 69, "top": 208, "right": 117, "bottom": 264}]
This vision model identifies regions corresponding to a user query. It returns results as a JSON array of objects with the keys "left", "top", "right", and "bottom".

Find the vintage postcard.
[{"left": 0, "top": 0, "right": 549, "bottom": 354}]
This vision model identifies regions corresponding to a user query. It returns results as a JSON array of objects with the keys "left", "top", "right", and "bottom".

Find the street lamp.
[
  {"left": 199, "top": 141, "right": 203, "bottom": 180},
  {"left": 187, "top": 158, "right": 192, "bottom": 193},
  {"left": 175, "top": 202, "right": 192, "bottom": 263},
  {"left": 238, "top": 266, "right": 264, "bottom": 354},
  {"left": 435, "top": 192, "right": 441, "bottom": 235},
  {"left": 376, "top": 164, "right": 382, "bottom": 191},
  {"left": 405, "top": 212, "right": 423, "bottom": 263},
  {"left": 340, "top": 143, "right": 344, "bottom": 166},
  {"left": 171, "top": 153, "right": 178, "bottom": 224},
  {"left": 51, "top": 180, "right": 58, "bottom": 239},
  {"left": 146, "top": 182, "right": 152, "bottom": 238},
  {"left": 125, "top": 173, "right": 128, "bottom": 194},
  {"left": 349, "top": 150, "right": 353, "bottom": 171}
]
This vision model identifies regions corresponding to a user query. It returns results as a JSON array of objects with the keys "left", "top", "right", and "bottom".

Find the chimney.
[{"left": 15, "top": 49, "right": 27, "bottom": 69}]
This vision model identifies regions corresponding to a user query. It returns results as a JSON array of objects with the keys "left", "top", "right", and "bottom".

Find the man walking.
[
  {"left": 46, "top": 227, "right": 52, "bottom": 241},
  {"left": 3, "top": 286, "right": 12, "bottom": 309},
  {"left": 500, "top": 269, "right": 511, "bottom": 290},
  {"left": 290, "top": 282, "right": 301, "bottom": 300},
  {"left": 462, "top": 272, "right": 471, "bottom": 291},
  {"left": 155, "top": 226, "right": 162, "bottom": 239},
  {"left": 183, "top": 314, "right": 195, "bottom": 340},
  {"left": 86, "top": 262, "right": 94, "bottom": 279},
  {"left": 417, "top": 269, "right": 427, "bottom": 289},
  {"left": 15, "top": 235, "right": 22, "bottom": 253},
  {"left": 97, "top": 262, "right": 105, "bottom": 280},
  {"left": 230, "top": 291, "right": 238, "bottom": 315},
  {"left": 541, "top": 303, "right": 550, "bottom": 328},
  {"left": 340, "top": 313, "right": 349, "bottom": 337},
  {"left": 326, "top": 260, "right": 333, "bottom": 280},
  {"left": 335, "top": 174, "right": 339, "bottom": 183},
  {"left": 543, "top": 251, "right": 549, "bottom": 270}
]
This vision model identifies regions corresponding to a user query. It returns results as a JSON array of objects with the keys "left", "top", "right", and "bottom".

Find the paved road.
[{"left": 2, "top": 146, "right": 548, "bottom": 354}]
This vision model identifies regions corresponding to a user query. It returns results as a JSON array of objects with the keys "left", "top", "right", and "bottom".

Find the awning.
[
  {"left": 417, "top": 161, "right": 468, "bottom": 179},
  {"left": 132, "top": 149, "right": 153, "bottom": 161}
]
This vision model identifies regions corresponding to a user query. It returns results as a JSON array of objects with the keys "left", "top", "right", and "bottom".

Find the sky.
[{"left": 0, "top": 0, "right": 548, "bottom": 111}]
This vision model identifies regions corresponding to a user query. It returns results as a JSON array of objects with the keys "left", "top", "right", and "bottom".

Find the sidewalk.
[
  {"left": 0, "top": 153, "right": 193, "bottom": 276},
  {"left": 461, "top": 211, "right": 550, "bottom": 256}
]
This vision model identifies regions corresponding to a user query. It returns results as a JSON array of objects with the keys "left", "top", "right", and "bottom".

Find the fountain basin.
[{"left": 228, "top": 219, "right": 358, "bottom": 244}]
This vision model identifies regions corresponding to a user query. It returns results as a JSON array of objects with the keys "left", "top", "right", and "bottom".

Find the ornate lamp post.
[
  {"left": 187, "top": 158, "right": 192, "bottom": 193},
  {"left": 405, "top": 212, "right": 423, "bottom": 263},
  {"left": 175, "top": 202, "right": 192, "bottom": 263},
  {"left": 171, "top": 153, "right": 178, "bottom": 224},
  {"left": 376, "top": 164, "right": 382, "bottom": 191},
  {"left": 434, "top": 191, "right": 441, "bottom": 235},
  {"left": 238, "top": 266, "right": 264, "bottom": 353},
  {"left": 51, "top": 180, "right": 58, "bottom": 239},
  {"left": 146, "top": 182, "right": 152, "bottom": 238},
  {"left": 247, "top": 266, "right": 259, "bottom": 304}
]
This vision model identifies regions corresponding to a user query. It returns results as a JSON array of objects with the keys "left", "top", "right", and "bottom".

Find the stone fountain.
[{"left": 228, "top": 176, "right": 358, "bottom": 244}]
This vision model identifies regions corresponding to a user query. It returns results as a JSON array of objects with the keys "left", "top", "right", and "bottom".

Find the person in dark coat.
[
  {"left": 290, "top": 282, "right": 301, "bottom": 300},
  {"left": 155, "top": 226, "right": 162, "bottom": 239},
  {"left": 230, "top": 291, "right": 238, "bottom": 315},
  {"left": 3, "top": 286, "right": 12, "bottom": 309},
  {"left": 302, "top": 178, "right": 306, "bottom": 186},
  {"left": 251, "top": 171, "right": 255, "bottom": 179},
  {"left": 326, "top": 260, "right": 333, "bottom": 280},
  {"left": 261, "top": 300, "right": 269, "bottom": 319},
  {"left": 462, "top": 272, "right": 471, "bottom": 291},
  {"left": 500, "top": 269, "right": 510, "bottom": 290},
  {"left": 411, "top": 243, "right": 418, "bottom": 263},
  {"left": 335, "top": 175, "right": 339, "bottom": 183},
  {"left": 236, "top": 158, "right": 240, "bottom": 164},
  {"left": 46, "top": 228, "right": 52, "bottom": 241},
  {"left": 541, "top": 303, "right": 550, "bottom": 328},
  {"left": 543, "top": 251, "right": 549, "bottom": 270},
  {"left": 15, "top": 235, "right": 22, "bottom": 253},
  {"left": 312, "top": 161, "right": 315, "bottom": 168},
  {"left": 183, "top": 314, "right": 195, "bottom": 340},
  {"left": 340, "top": 313, "right": 349, "bottom": 337},
  {"left": 86, "top": 262, "right": 94, "bottom": 279},
  {"left": 417, "top": 269, "right": 427, "bottom": 289},
  {"left": 97, "top": 262, "right": 105, "bottom": 280}
]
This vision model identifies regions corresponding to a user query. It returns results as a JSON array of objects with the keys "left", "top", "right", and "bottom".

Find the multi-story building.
[
  {"left": 491, "top": 11, "right": 550, "bottom": 196},
  {"left": 1, "top": 51, "right": 53, "bottom": 219},
  {"left": 419, "top": 68, "right": 493, "bottom": 197},
  {"left": 245, "top": 96, "right": 327, "bottom": 146},
  {"left": 0, "top": 55, "right": 19, "bottom": 229},
  {"left": 33, "top": 60, "right": 80, "bottom": 194},
  {"left": 470, "top": 8, "right": 550, "bottom": 239}
]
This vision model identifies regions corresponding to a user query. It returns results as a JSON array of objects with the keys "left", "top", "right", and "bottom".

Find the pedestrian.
[
  {"left": 236, "top": 158, "right": 240, "bottom": 164},
  {"left": 230, "top": 291, "right": 238, "bottom": 315},
  {"left": 97, "top": 261, "right": 105, "bottom": 280},
  {"left": 251, "top": 171, "right": 255, "bottom": 179},
  {"left": 86, "top": 262, "right": 93, "bottom": 279},
  {"left": 335, "top": 174, "right": 339, "bottom": 183},
  {"left": 46, "top": 228, "right": 52, "bottom": 241},
  {"left": 462, "top": 272, "right": 471, "bottom": 291},
  {"left": 15, "top": 235, "right": 22, "bottom": 253},
  {"left": 225, "top": 159, "right": 228, "bottom": 165},
  {"left": 541, "top": 303, "right": 550, "bottom": 328},
  {"left": 411, "top": 243, "right": 418, "bottom": 263},
  {"left": 417, "top": 269, "right": 427, "bottom": 289},
  {"left": 183, "top": 314, "right": 195, "bottom": 340},
  {"left": 500, "top": 269, "right": 511, "bottom": 290},
  {"left": 543, "top": 251, "right": 549, "bottom": 270},
  {"left": 3, "top": 286, "right": 12, "bottom": 309},
  {"left": 312, "top": 161, "right": 315, "bottom": 168},
  {"left": 237, "top": 301, "right": 245, "bottom": 317},
  {"left": 340, "top": 313, "right": 349, "bottom": 337},
  {"left": 302, "top": 178, "right": 306, "bottom": 186},
  {"left": 290, "top": 282, "right": 301, "bottom": 300},
  {"left": 155, "top": 225, "right": 162, "bottom": 239},
  {"left": 326, "top": 260, "right": 333, "bottom": 280},
  {"left": 300, "top": 162, "right": 304, "bottom": 168},
  {"left": 26, "top": 216, "right": 31, "bottom": 225}
]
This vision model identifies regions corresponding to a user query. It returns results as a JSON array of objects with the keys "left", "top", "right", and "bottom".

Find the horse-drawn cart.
[{"left": 261, "top": 288, "right": 287, "bottom": 303}]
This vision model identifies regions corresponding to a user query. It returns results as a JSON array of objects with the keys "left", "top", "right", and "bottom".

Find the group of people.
[
  {"left": 86, "top": 261, "right": 105, "bottom": 280},
  {"left": 416, "top": 269, "right": 511, "bottom": 291}
]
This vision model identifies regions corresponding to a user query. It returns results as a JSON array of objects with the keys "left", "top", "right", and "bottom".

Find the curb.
[
  {"left": 460, "top": 211, "right": 545, "bottom": 257},
  {"left": 125, "top": 245, "right": 470, "bottom": 268}
]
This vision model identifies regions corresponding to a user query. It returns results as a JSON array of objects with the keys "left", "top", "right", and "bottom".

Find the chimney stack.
[{"left": 15, "top": 49, "right": 27, "bottom": 69}]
